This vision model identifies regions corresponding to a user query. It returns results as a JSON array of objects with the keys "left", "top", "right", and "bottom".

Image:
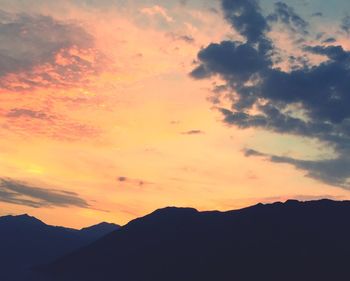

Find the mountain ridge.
[
  {"left": 42, "top": 199, "right": 350, "bottom": 281},
  {"left": 0, "top": 213, "right": 120, "bottom": 281}
]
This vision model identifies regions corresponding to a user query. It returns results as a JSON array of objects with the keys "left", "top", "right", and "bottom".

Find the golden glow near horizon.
[{"left": 0, "top": 0, "right": 349, "bottom": 228}]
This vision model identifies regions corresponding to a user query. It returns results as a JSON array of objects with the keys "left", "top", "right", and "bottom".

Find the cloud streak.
[
  {"left": 117, "top": 176, "right": 152, "bottom": 187},
  {"left": 244, "top": 149, "right": 350, "bottom": 189},
  {"left": 0, "top": 178, "right": 90, "bottom": 208},
  {"left": 6, "top": 108, "right": 52, "bottom": 120},
  {"left": 181, "top": 130, "right": 204, "bottom": 135}
]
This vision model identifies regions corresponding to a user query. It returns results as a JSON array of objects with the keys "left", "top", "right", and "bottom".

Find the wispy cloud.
[
  {"left": 0, "top": 10, "right": 105, "bottom": 91},
  {"left": 6, "top": 108, "right": 52, "bottom": 120},
  {"left": 140, "top": 5, "right": 174, "bottom": 23},
  {"left": 166, "top": 32, "right": 195, "bottom": 44},
  {"left": 117, "top": 176, "right": 152, "bottom": 187},
  {"left": 244, "top": 149, "right": 350, "bottom": 189},
  {"left": 181, "top": 130, "right": 204, "bottom": 135},
  {"left": 2, "top": 106, "right": 100, "bottom": 141},
  {"left": 0, "top": 178, "right": 90, "bottom": 208}
]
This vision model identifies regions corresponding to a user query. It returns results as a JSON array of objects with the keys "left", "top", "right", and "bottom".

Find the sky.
[{"left": 0, "top": 0, "right": 350, "bottom": 228}]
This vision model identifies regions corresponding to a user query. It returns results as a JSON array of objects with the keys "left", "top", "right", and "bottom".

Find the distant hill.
[
  {"left": 0, "top": 214, "right": 119, "bottom": 281},
  {"left": 42, "top": 199, "right": 350, "bottom": 281}
]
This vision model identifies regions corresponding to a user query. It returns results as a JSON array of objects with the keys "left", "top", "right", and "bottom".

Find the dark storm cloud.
[
  {"left": 221, "top": 0, "right": 269, "bottom": 44},
  {"left": 191, "top": 41, "right": 271, "bottom": 82},
  {"left": 267, "top": 2, "right": 309, "bottom": 34},
  {"left": 303, "top": 45, "right": 349, "bottom": 61},
  {"left": 191, "top": 0, "right": 350, "bottom": 188},
  {"left": 0, "top": 178, "right": 90, "bottom": 208}
]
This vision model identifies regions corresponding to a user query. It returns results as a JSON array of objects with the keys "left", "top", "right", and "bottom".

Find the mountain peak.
[
  {"left": 80, "top": 222, "right": 120, "bottom": 232},
  {"left": 152, "top": 206, "right": 198, "bottom": 216},
  {"left": 79, "top": 222, "right": 120, "bottom": 239},
  {"left": 0, "top": 213, "right": 45, "bottom": 225},
  {"left": 285, "top": 199, "right": 300, "bottom": 204},
  {"left": 122, "top": 206, "right": 199, "bottom": 231}
]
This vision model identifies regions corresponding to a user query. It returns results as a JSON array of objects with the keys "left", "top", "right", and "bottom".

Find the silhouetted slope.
[
  {"left": 79, "top": 222, "right": 120, "bottom": 240},
  {"left": 0, "top": 214, "right": 119, "bottom": 281},
  {"left": 45, "top": 200, "right": 350, "bottom": 281}
]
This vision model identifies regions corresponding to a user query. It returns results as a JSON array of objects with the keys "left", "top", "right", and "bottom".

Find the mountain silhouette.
[
  {"left": 79, "top": 222, "right": 120, "bottom": 240},
  {"left": 41, "top": 199, "right": 350, "bottom": 281},
  {"left": 0, "top": 214, "right": 119, "bottom": 281}
]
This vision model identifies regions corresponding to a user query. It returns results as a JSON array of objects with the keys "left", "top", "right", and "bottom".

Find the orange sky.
[{"left": 0, "top": 0, "right": 349, "bottom": 228}]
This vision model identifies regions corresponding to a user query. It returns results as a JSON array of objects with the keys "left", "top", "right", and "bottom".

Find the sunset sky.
[{"left": 1, "top": 0, "right": 350, "bottom": 228}]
